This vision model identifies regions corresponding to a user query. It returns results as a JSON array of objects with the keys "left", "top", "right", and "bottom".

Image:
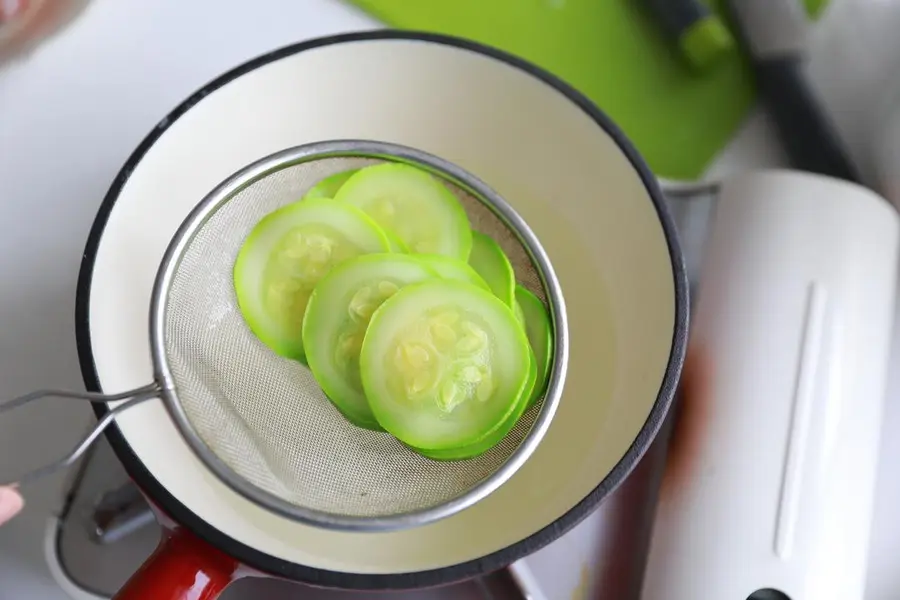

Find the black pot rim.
[{"left": 74, "top": 29, "right": 689, "bottom": 591}]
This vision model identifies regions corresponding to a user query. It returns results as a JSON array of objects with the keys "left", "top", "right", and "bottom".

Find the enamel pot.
[{"left": 74, "top": 30, "right": 688, "bottom": 599}]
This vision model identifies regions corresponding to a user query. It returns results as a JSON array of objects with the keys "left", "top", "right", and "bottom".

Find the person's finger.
[{"left": 0, "top": 487, "right": 24, "bottom": 525}]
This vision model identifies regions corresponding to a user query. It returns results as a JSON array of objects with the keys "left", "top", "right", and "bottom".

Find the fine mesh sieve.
[{"left": 1, "top": 140, "right": 568, "bottom": 532}]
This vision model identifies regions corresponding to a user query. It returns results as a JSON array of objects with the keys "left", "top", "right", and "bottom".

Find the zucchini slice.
[
  {"left": 233, "top": 199, "right": 391, "bottom": 363},
  {"left": 334, "top": 162, "right": 472, "bottom": 260},
  {"left": 384, "top": 230, "right": 410, "bottom": 254},
  {"left": 468, "top": 231, "right": 515, "bottom": 308},
  {"left": 302, "top": 169, "right": 358, "bottom": 201},
  {"left": 302, "top": 169, "right": 407, "bottom": 253},
  {"left": 415, "top": 254, "right": 491, "bottom": 291},
  {"left": 302, "top": 254, "right": 438, "bottom": 429},
  {"left": 413, "top": 348, "right": 537, "bottom": 461},
  {"left": 513, "top": 299, "right": 526, "bottom": 327},
  {"left": 360, "top": 280, "right": 531, "bottom": 450},
  {"left": 515, "top": 285, "right": 553, "bottom": 408}
]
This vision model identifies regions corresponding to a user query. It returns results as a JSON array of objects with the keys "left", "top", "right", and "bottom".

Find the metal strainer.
[{"left": 0, "top": 140, "right": 568, "bottom": 532}]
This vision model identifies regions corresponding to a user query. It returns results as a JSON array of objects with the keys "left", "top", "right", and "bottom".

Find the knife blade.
[{"left": 724, "top": 0, "right": 862, "bottom": 183}]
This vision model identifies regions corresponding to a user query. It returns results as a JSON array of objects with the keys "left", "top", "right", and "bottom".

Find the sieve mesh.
[{"left": 163, "top": 155, "right": 551, "bottom": 520}]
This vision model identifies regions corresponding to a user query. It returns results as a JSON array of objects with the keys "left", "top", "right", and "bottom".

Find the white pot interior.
[{"left": 84, "top": 35, "right": 681, "bottom": 575}]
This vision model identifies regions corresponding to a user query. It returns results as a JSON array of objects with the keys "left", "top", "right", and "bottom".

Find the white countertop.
[{"left": 1, "top": 0, "right": 899, "bottom": 598}]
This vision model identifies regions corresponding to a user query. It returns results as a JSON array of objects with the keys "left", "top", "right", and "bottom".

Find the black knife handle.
[{"left": 754, "top": 56, "right": 862, "bottom": 183}]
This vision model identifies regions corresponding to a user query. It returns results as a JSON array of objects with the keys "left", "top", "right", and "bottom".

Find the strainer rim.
[{"left": 148, "top": 139, "right": 568, "bottom": 532}]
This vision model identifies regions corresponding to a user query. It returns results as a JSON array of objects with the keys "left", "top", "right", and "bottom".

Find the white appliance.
[
  {"left": 511, "top": 169, "right": 900, "bottom": 600},
  {"left": 640, "top": 170, "right": 900, "bottom": 600}
]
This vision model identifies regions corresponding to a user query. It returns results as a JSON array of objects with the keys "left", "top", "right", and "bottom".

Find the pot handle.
[{"left": 113, "top": 527, "right": 239, "bottom": 600}]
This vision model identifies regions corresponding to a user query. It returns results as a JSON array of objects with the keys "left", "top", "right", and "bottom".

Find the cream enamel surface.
[{"left": 86, "top": 38, "right": 676, "bottom": 573}]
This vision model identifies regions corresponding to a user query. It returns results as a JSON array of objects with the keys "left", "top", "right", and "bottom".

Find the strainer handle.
[{"left": 0, "top": 384, "right": 159, "bottom": 486}]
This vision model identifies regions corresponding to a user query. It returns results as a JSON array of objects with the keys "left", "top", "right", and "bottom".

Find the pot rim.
[{"left": 74, "top": 29, "right": 688, "bottom": 590}]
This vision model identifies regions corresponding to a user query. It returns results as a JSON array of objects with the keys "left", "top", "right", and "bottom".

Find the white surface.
[
  {"left": 643, "top": 172, "right": 899, "bottom": 599},
  {"left": 85, "top": 32, "right": 676, "bottom": 572},
  {"left": 0, "top": 0, "right": 899, "bottom": 598}
]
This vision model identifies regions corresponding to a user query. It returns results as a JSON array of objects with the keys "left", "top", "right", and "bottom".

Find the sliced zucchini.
[
  {"left": 415, "top": 254, "right": 490, "bottom": 291},
  {"left": 513, "top": 300, "right": 526, "bottom": 327},
  {"left": 515, "top": 285, "right": 553, "bottom": 408},
  {"left": 360, "top": 280, "right": 531, "bottom": 450},
  {"left": 334, "top": 162, "right": 472, "bottom": 260},
  {"left": 302, "top": 169, "right": 358, "bottom": 201},
  {"left": 302, "top": 254, "right": 438, "bottom": 430},
  {"left": 414, "top": 348, "right": 537, "bottom": 461},
  {"left": 233, "top": 199, "right": 391, "bottom": 363},
  {"left": 384, "top": 229, "right": 410, "bottom": 253},
  {"left": 468, "top": 232, "right": 515, "bottom": 308},
  {"left": 301, "top": 169, "right": 408, "bottom": 253}
]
